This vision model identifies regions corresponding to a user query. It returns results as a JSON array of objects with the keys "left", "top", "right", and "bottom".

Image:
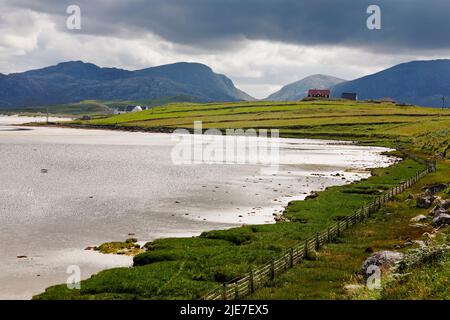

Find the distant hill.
[
  {"left": 265, "top": 74, "right": 346, "bottom": 101},
  {"left": 0, "top": 61, "right": 254, "bottom": 109},
  {"left": 332, "top": 60, "right": 450, "bottom": 107}
]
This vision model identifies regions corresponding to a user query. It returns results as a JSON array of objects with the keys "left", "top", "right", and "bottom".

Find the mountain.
[
  {"left": 331, "top": 60, "right": 450, "bottom": 107},
  {"left": 0, "top": 61, "right": 254, "bottom": 109},
  {"left": 265, "top": 74, "right": 346, "bottom": 101}
]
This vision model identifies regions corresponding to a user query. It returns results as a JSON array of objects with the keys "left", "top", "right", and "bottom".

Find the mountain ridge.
[
  {"left": 0, "top": 61, "right": 254, "bottom": 109},
  {"left": 331, "top": 59, "right": 450, "bottom": 107},
  {"left": 265, "top": 74, "right": 346, "bottom": 101}
]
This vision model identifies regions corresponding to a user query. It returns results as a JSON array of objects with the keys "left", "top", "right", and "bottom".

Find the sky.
[{"left": 1, "top": 0, "right": 450, "bottom": 99}]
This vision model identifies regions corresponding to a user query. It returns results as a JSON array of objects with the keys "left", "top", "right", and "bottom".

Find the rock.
[
  {"left": 416, "top": 195, "right": 436, "bottom": 209},
  {"left": 394, "top": 239, "right": 414, "bottom": 249},
  {"left": 429, "top": 200, "right": 450, "bottom": 221},
  {"left": 305, "top": 192, "right": 319, "bottom": 200},
  {"left": 441, "top": 200, "right": 450, "bottom": 210},
  {"left": 429, "top": 205, "right": 445, "bottom": 217},
  {"left": 410, "top": 215, "right": 427, "bottom": 222},
  {"left": 332, "top": 173, "right": 341, "bottom": 177},
  {"left": 422, "top": 183, "right": 449, "bottom": 195},
  {"left": 362, "top": 251, "right": 404, "bottom": 274},
  {"left": 409, "top": 223, "right": 426, "bottom": 228},
  {"left": 274, "top": 214, "right": 289, "bottom": 222},
  {"left": 432, "top": 213, "right": 450, "bottom": 227}
]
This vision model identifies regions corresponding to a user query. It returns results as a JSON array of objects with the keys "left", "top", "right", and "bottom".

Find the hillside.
[
  {"left": 332, "top": 60, "right": 450, "bottom": 107},
  {"left": 266, "top": 74, "right": 346, "bottom": 101},
  {"left": 0, "top": 61, "right": 254, "bottom": 109}
]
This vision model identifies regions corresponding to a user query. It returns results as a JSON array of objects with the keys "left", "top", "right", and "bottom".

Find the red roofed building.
[{"left": 307, "top": 89, "right": 330, "bottom": 98}]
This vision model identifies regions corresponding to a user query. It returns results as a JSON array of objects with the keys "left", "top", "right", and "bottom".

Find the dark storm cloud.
[{"left": 7, "top": 0, "right": 450, "bottom": 51}]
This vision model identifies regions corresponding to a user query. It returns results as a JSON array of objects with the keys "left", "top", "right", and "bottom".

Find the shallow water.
[{"left": 0, "top": 116, "right": 396, "bottom": 299}]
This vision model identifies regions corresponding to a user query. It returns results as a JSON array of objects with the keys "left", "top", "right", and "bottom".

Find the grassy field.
[
  {"left": 68, "top": 100, "right": 450, "bottom": 158},
  {"left": 35, "top": 100, "right": 450, "bottom": 300}
]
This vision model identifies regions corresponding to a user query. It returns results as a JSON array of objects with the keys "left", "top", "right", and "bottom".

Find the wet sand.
[{"left": 0, "top": 116, "right": 396, "bottom": 299}]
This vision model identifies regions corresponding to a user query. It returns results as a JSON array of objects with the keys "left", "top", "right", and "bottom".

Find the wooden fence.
[{"left": 202, "top": 153, "right": 436, "bottom": 300}]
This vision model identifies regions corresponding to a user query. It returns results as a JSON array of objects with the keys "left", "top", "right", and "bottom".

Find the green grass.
[
  {"left": 34, "top": 100, "right": 450, "bottom": 300},
  {"left": 378, "top": 250, "right": 450, "bottom": 300},
  {"left": 97, "top": 238, "right": 144, "bottom": 256},
  {"left": 247, "top": 160, "right": 450, "bottom": 300}
]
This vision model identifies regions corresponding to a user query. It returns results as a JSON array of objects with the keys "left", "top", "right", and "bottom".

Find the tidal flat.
[{"left": 0, "top": 116, "right": 395, "bottom": 299}]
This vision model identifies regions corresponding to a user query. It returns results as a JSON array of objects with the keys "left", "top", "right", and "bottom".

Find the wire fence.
[{"left": 202, "top": 152, "right": 436, "bottom": 300}]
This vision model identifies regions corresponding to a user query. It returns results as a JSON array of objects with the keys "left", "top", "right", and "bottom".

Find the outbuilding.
[
  {"left": 341, "top": 92, "right": 358, "bottom": 101},
  {"left": 307, "top": 89, "right": 330, "bottom": 98},
  {"left": 115, "top": 105, "right": 143, "bottom": 114}
]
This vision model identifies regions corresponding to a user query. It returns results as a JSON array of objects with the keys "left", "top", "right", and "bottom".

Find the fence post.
[
  {"left": 337, "top": 221, "right": 341, "bottom": 237},
  {"left": 290, "top": 248, "right": 294, "bottom": 267},
  {"left": 304, "top": 240, "right": 308, "bottom": 258},
  {"left": 271, "top": 260, "right": 275, "bottom": 279},
  {"left": 222, "top": 283, "right": 227, "bottom": 300},
  {"left": 315, "top": 232, "right": 320, "bottom": 250},
  {"left": 234, "top": 283, "right": 239, "bottom": 300},
  {"left": 327, "top": 227, "right": 331, "bottom": 243},
  {"left": 249, "top": 271, "right": 254, "bottom": 293}
]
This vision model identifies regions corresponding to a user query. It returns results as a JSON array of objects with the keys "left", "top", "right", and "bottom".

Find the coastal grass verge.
[{"left": 247, "top": 159, "right": 450, "bottom": 300}]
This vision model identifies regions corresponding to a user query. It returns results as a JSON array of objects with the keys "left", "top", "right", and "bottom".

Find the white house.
[{"left": 115, "top": 105, "right": 143, "bottom": 115}]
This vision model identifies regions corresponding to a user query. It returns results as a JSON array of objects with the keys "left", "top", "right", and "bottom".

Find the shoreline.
[
  {"left": 0, "top": 118, "right": 397, "bottom": 299},
  {"left": 22, "top": 122, "right": 387, "bottom": 141},
  {"left": 35, "top": 145, "right": 410, "bottom": 300}
]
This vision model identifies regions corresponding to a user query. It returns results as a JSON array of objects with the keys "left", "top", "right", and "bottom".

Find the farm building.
[
  {"left": 307, "top": 89, "right": 330, "bottom": 98},
  {"left": 115, "top": 105, "right": 148, "bottom": 114},
  {"left": 341, "top": 92, "right": 358, "bottom": 101}
]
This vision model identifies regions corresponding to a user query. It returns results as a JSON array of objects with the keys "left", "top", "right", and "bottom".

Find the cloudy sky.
[{"left": 1, "top": 0, "right": 450, "bottom": 98}]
